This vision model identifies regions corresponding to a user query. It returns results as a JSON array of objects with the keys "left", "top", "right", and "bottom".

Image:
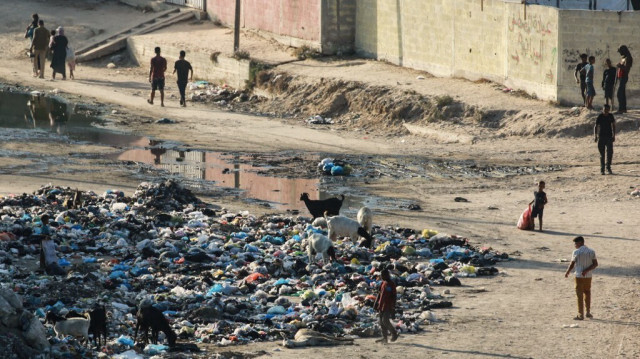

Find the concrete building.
[
  {"left": 199, "top": 0, "right": 639, "bottom": 105},
  {"left": 205, "top": 0, "right": 355, "bottom": 54}
]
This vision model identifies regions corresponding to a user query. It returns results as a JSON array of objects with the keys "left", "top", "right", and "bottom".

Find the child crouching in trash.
[
  {"left": 39, "top": 215, "right": 66, "bottom": 276},
  {"left": 374, "top": 268, "right": 399, "bottom": 344}
]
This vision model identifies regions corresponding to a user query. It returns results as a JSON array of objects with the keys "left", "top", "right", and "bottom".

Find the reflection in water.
[
  {"left": 0, "top": 91, "right": 349, "bottom": 211},
  {"left": 116, "top": 148, "right": 320, "bottom": 210}
]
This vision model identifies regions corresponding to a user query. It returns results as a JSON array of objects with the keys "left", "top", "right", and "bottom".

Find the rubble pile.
[
  {"left": 0, "top": 181, "right": 508, "bottom": 357},
  {"left": 187, "top": 81, "right": 254, "bottom": 107}
]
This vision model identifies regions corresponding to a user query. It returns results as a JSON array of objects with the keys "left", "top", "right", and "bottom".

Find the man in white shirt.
[{"left": 564, "top": 236, "right": 598, "bottom": 320}]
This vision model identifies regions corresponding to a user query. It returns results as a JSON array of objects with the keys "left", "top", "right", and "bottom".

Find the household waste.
[{"left": 0, "top": 180, "right": 508, "bottom": 358}]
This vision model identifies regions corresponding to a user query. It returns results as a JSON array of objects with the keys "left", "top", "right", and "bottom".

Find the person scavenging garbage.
[
  {"left": 564, "top": 236, "right": 598, "bottom": 320},
  {"left": 38, "top": 214, "right": 66, "bottom": 276},
  {"left": 529, "top": 181, "right": 547, "bottom": 232},
  {"left": 594, "top": 104, "right": 616, "bottom": 175},
  {"left": 374, "top": 268, "right": 399, "bottom": 344}
]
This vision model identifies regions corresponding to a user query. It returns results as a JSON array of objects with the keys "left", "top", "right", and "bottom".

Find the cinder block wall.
[
  {"left": 557, "top": 10, "right": 640, "bottom": 106},
  {"left": 355, "top": 1, "right": 559, "bottom": 100},
  {"left": 321, "top": 0, "right": 356, "bottom": 54},
  {"left": 127, "top": 37, "right": 251, "bottom": 89}
]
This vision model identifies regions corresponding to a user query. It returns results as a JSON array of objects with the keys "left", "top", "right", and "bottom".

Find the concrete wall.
[
  {"left": 321, "top": 0, "right": 356, "bottom": 54},
  {"left": 355, "top": 0, "right": 559, "bottom": 100},
  {"left": 504, "top": 3, "right": 559, "bottom": 100},
  {"left": 206, "top": 0, "right": 322, "bottom": 48},
  {"left": 127, "top": 36, "right": 251, "bottom": 89},
  {"left": 557, "top": 9, "right": 640, "bottom": 106}
]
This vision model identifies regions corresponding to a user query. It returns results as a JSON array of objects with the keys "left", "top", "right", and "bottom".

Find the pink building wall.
[{"left": 207, "top": 0, "right": 321, "bottom": 42}]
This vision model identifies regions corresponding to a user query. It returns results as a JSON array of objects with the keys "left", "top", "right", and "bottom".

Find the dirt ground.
[{"left": 1, "top": 1, "right": 640, "bottom": 358}]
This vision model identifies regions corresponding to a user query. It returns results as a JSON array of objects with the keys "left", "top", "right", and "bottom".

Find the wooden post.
[
  {"left": 481, "top": 0, "right": 484, "bottom": 11},
  {"left": 234, "top": 0, "right": 241, "bottom": 52}
]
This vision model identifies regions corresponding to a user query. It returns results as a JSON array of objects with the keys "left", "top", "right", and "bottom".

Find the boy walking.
[
  {"left": 529, "top": 181, "right": 547, "bottom": 232},
  {"left": 374, "top": 269, "right": 399, "bottom": 344},
  {"left": 602, "top": 59, "right": 616, "bottom": 110},
  {"left": 582, "top": 56, "right": 596, "bottom": 109},
  {"left": 594, "top": 104, "right": 616, "bottom": 175},
  {"left": 172, "top": 50, "right": 193, "bottom": 107},
  {"left": 148, "top": 47, "right": 167, "bottom": 107},
  {"left": 564, "top": 236, "right": 598, "bottom": 320}
]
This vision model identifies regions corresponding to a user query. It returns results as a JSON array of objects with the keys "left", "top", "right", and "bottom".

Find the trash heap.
[
  {"left": 187, "top": 81, "right": 253, "bottom": 106},
  {"left": 0, "top": 181, "right": 508, "bottom": 358}
]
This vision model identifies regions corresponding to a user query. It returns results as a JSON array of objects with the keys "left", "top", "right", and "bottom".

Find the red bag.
[
  {"left": 517, "top": 205, "right": 534, "bottom": 230},
  {"left": 617, "top": 67, "right": 626, "bottom": 78}
]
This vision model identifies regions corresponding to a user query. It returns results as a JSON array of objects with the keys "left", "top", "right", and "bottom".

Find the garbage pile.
[
  {"left": 0, "top": 180, "right": 508, "bottom": 357},
  {"left": 187, "top": 81, "right": 253, "bottom": 106}
]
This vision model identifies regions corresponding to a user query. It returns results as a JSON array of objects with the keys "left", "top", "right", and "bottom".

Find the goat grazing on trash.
[
  {"left": 46, "top": 311, "right": 91, "bottom": 343},
  {"left": 325, "top": 212, "right": 375, "bottom": 248},
  {"left": 135, "top": 305, "right": 177, "bottom": 347},
  {"left": 305, "top": 232, "right": 338, "bottom": 269}
]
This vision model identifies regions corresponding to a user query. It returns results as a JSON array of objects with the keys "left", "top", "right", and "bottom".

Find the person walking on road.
[
  {"left": 30, "top": 20, "right": 50, "bottom": 78},
  {"left": 172, "top": 50, "right": 193, "bottom": 107},
  {"left": 148, "top": 46, "right": 167, "bottom": 107},
  {"left": 564, "top": 236, "right": 598, "bottom": 321},
  {"left": 50, "top": 26, "right": 68, "bottom": 80},
  {"left": 615, "top": 45, "right": 633, "bottom": 114},
  {"left": 594, "top": 104, "right": 616, "bottom": 175}
]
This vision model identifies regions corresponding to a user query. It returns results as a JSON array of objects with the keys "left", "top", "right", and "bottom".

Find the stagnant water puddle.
[
  {"left": 0, "top": 90, "right": 388, "bottom": 212},
  {"left": 0, "top": 90, "right": 563, "bottom": 213}
]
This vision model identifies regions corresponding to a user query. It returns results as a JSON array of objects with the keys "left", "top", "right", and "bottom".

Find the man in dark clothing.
[
  {"left": 574, "top": 54, "right": 588, "bottom": 106},
  {"left": 148, "top": 47, "right": 167, "bottom": 107},
  {"left": 615, "top": 45, "right": 633, "bottom": 114},
  {"left": 172, "top": 50, "right": 193, "bottom": 107},
  {"left": 594, "top": 104, "right": 616, "bottom": 175},
  {"left": 30, "top": 20, "right": 50, "bottom": 78},
  {"left": 601, "top": 59, "right": 617, "bottom": 111}
]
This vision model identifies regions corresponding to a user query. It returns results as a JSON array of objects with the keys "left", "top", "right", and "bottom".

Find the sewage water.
[{"left": 0, "top": 91, "right": 369, "bottom": 212}]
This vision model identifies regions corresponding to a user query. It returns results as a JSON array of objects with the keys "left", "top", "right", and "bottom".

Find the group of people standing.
[
  {"left": 574, "top": 45, "right": 633, "bottom": 113},
  {"left": 26, "top": 13, "right": 75, "bottom": 80}
]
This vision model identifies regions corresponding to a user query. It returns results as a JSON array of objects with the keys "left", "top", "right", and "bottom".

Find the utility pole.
[{"left": 234, "top": 0, "right": 241, "bottom": 52}]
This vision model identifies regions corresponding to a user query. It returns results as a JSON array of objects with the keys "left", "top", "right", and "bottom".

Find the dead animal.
[{"left": 280, "top": 329, "right": 354, "bottom": 348}]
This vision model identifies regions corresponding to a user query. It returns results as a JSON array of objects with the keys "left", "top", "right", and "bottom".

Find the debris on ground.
[{"left": 0, "top": 181, "right": 508, "bottom": 357}]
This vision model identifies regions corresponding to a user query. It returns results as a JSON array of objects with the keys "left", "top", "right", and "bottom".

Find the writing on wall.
[{"left": 508, "top": 13, "right": 557, "bottom": 84}]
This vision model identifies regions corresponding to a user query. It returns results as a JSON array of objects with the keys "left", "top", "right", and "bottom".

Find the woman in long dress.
[{"left": 50, "top": 26, "right": 68, "bottom": 80}]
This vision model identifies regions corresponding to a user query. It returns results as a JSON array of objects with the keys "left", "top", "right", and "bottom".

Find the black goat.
[
  {"left": 134, "top": 306, "right": 177, "bottom": 347},
  {"left": 300, "top": 193, "right": 344, "bottom": 218},
  {"left": 89, "top": 306, "right": 107, "bottom": 347}
]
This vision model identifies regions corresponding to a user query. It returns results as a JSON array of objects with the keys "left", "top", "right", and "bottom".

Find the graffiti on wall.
[
  {"left": 562, "top": 46, "right": 613, "bottom": 71},
  {"left": 508, "top": 13, "right": 556, "bottom": 84},
  {"left": 508, "top": 14, "right": 553, "bottom": 36}
]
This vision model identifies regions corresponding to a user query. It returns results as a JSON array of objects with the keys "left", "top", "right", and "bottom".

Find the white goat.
[
  {"left": 356, "top": 207, "right": 373, "bottom": 234},
  {"left": 45, "top": 312, "right": 91, "bottom": 343},
  {"left": 306, "top": 232, "right": 336, "bottom": 269},
  {"left": 311, "top": 217, "right": 327, "bottom": 229},
  {"left": 324, "top": 212, "right": 374, "bottom": 248}
]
